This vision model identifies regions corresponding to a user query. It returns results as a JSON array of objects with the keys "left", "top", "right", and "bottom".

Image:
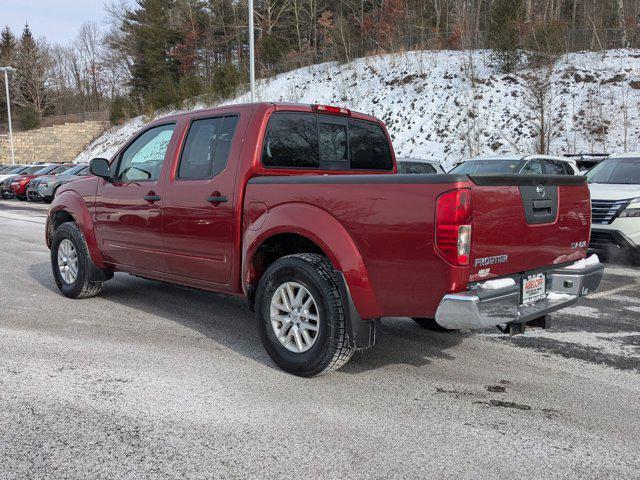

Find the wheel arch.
[
  {"left": 47, "top": 190, "right": 106, "bottom": 270},
  {"left": 242, "top": 202, "right": 383, "bottom": 319}
]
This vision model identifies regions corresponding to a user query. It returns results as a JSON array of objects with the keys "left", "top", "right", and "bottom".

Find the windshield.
[
  {"left": 61, "top": 165, "right": 86, "bottom": 176},
  {"left": 587, "top": 158, "right": 640, "bottom": 184},
  {"left": 4, "top": 165, "right": 27, "bottom": 174},
  {"left": 24, "top": 165, "right": 52, "bottom": 175},
  {"left": 450, "top": 159, "right": 520, "bottom": 174},
  {"left": 50, "top": 165, "right": 72, "bottom": 175}
]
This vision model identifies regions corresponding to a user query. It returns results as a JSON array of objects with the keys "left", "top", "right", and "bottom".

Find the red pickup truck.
[{"left": 46, "top": 103, "right": 603, "bottom": 376}]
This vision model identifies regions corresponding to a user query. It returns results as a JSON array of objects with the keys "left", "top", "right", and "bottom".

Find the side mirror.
[{"left": 90, "top": 158, "right": 112, "bottom": 180}]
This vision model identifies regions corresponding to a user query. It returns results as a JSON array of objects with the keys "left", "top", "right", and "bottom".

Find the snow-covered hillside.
[{"left": 77, "top": 49, "right": 640, "bottom": 169}]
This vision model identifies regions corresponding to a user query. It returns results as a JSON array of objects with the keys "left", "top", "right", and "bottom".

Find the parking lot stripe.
[{"left": 588, "top": 281, "right": 640, "bottom": 299}]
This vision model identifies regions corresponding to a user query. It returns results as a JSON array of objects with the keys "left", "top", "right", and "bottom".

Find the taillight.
[{"left": 435, "top": 188, "right": 472, "bottom": 266}]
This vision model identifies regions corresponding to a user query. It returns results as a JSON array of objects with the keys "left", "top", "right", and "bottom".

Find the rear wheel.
[
  {"left": 256, "top": 253, "right": 353, "bottom": 377},
  {"left": 51, "top": 222, "right": 103, "bottom": 299},
  {"left": 412, "top": 317, "right": 458, "bottom": 332}
]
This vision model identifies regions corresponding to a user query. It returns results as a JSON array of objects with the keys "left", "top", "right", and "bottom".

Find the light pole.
[
  {"left": 248, "top": 0, "right": 256, "bottom": 102},
  {"left": 0, "top": 66, "right": 16, "bottom": 164}
]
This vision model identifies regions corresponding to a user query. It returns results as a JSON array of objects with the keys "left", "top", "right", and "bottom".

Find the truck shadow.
[{"left": 28, "top": 265, "right": 464, "bottom": 374}]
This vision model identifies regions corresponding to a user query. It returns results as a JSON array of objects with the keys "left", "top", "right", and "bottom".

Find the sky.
[{"left": 2, "top": 0, "right": 122, "bottom": 45}]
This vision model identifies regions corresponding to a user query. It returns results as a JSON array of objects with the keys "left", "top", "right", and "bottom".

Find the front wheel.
[
  {"left": 51, "top": 222, "right": 103, "bottom": 299},
  {"left": 255, "top": 253, "right": 354, "bottom": 377}
]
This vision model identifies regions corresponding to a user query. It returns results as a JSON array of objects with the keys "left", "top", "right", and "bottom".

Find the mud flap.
[{"left": 335, "top": 271, "right": 378, "bottom": 350}]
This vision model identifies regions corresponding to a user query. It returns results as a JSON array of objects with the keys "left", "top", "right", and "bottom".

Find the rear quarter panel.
[{"left": 244, "top": 176, "right": 471, "bottom": 319}]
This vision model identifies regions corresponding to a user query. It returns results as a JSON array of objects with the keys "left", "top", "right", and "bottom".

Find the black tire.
[
  {"left": 51, "top": 222, "right": 103, "bottom": 299},
  {"left": 256, "top": 253, "right": 354, "bottom": 377},
  {"left": 412, "top": 317, "right": 458, "bottom": 332}
]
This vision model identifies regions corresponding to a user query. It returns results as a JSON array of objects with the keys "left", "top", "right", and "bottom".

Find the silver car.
[
  {"left": 27, "top": 164, "right": 90, "bottom": 203},
  {"left": 396, "top": 158, "right": 446, "bottom": 174}
]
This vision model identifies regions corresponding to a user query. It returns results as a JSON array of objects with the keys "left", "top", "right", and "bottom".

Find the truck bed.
[{"left": 245, "top": 173, "right": 591, "bottom": 319}]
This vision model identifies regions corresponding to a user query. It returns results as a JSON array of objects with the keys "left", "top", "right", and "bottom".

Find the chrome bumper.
[{"left": 434, "top": 262, "right": 604, "bottom": 330}]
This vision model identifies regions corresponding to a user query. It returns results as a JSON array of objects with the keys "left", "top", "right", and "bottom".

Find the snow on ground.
[{"left": 77, "top": 49, "right": 640, "bottom": 169}]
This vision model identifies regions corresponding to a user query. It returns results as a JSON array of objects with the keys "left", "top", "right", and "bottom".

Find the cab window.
[
  {"left": 262, "top": 113, "right": 319, "bottom": 168},
  {"left": 261, "top": 112, "right": 393, "bottom": 171},
  {"left": 116, "top": 124, "right": 175, "bottom": 182},
  {"left": 178, "top": 116, "right": 238, "bottom": 180}
]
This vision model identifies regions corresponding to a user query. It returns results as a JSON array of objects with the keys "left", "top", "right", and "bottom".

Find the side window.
[
  {"left": 521, "top": 159, "right": 543, "bottom": 174},
  {"left": 178, "top": 116, "right": 238, "bottom": 180},
  {"left": 544, "top": 159, "right": 567, "bottom": 175},
  {"left": 349, "top": 119, "right": 393, "bottom": 170},
  {"left": 262, "top": 113, "right": 319, "bottom": 168},
  {"left": 563, "top": 162, "right": 576, "bottom": 175},
  {"left": 424, "top": 164, "right": 437, "bottom": 174},
  {"left": 117, "top": 124, "right": 175, "bottom": 181}
]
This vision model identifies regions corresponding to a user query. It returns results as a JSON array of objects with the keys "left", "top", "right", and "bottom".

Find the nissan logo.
[{"left": 536, "top": 184, "right": 546, "bottom": 198}]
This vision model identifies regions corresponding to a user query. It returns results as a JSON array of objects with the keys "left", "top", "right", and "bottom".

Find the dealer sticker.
[{"left": 522, "top": 273, "right": 546, "bottom": 304}]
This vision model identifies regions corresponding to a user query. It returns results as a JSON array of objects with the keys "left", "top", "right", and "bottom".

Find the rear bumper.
[{"left": 435, "top": 262, "right": 604, "bottom": 330}]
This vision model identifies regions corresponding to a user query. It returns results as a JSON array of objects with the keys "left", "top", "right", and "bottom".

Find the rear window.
[
  {"left": 262, "top": 113, "right": 319, "bottom": 168},
  {"left": 262, "top": 112, "right": 392, "bottom": 171},
  {"left": 450, "top": 160, "right": 520, "bottom": 174},
  {"left": 544, "top": 159, "right": 569, "bottom": 175}
]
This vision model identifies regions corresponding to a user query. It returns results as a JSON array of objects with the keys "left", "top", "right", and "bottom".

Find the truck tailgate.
[{"left": 468, "top": 175, "right": 591, "bottom": 280}]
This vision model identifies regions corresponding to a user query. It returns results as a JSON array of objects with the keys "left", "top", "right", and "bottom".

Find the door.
[
  {"left": 161, "top": 115, "right": 240, "bottom": 286},
  {"left": 94, "top": 123, "right": 176, "bottom": 272}
]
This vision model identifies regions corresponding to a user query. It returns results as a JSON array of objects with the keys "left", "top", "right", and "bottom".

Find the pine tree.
[
  {"left": 0, "top": 26, "right": 17, "bottom": 124},
  {"left": 121, "top": 0, "right": 182, "bottom": 108},
  {"left": 0, "top": 26, "right": 17, "bottom": 65},
  {"left": 489, "top": 0, "right": 524, "bottom": 73},
  {"left": 15, "top": 24, "right": 51, "bottom": 128}
]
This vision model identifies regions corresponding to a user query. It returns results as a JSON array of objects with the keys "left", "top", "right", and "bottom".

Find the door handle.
[
  {"left": 207, "top": 195, "right": 228, "bottom": 203},
  {"left": 144, "top": 194, "right": 161, "bottom": 202}
]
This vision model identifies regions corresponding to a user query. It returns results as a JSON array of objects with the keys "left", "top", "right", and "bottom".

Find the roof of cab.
[{"left": 151, "top": 102, "right": 383, "bottom": 126}]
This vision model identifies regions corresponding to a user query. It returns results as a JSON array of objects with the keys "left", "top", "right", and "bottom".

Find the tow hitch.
[{"left": 497, "top": 316, "right": 551, "bottom": 336}]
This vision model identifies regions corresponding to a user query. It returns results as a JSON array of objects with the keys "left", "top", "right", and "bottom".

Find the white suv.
[{"left": 587, "top": 153, "right": 640, "bottom": 263}]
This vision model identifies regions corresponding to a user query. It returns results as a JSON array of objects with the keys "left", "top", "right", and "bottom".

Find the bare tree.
[{"left": 520, "top": 65, "right": 559, "bottom": 154}]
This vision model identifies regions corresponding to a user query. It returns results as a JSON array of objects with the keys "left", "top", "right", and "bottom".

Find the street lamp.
[
  {"left": 0, "top": 66, "right": 16, "bottom": 164},
  {"left": 248, "top": 0, "right": 256, "bottom": 102}
]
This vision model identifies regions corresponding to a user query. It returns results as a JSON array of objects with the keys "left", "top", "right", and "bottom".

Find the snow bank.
[
  {"left": 565, "top": 254, "right": 601, "bottom": 270},
  {"left": 77, "top": 49, "right": 640, "bottom": 169},
  {"left": 479, "top": 278, "right": 516, "bottom": 290}
]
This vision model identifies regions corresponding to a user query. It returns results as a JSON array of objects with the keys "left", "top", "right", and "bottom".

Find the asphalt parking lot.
[{"left": 1, "top": 201, "right": 639, "bottom": 479}]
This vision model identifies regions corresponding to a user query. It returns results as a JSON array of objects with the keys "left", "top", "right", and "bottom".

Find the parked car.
[
  {"left": 0, "top": 165, "right": 30, "bottom": 183},
  {"left": 450, "top": 155, "right": 580, "bottom": 175},
  {"left": 6, "top": 164, "right": 68, "bottom": 200},
  {"left": 1, "top": 165, "right": 51, "bottom": 199},
  {"left": 27, "top": 164, "right": 90, "bottom": 203},
  {"left": 586, "top": 153, "right": 640, "bottom": 263},
  {"left": 397, "top": 158, "right": 445, "bottom": 174},
  {"left": 47, "top": 103, "right": 603, "bottom": 377},
  {"left": 564, "top": 154, "right": 609, "bottom": 173}
]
